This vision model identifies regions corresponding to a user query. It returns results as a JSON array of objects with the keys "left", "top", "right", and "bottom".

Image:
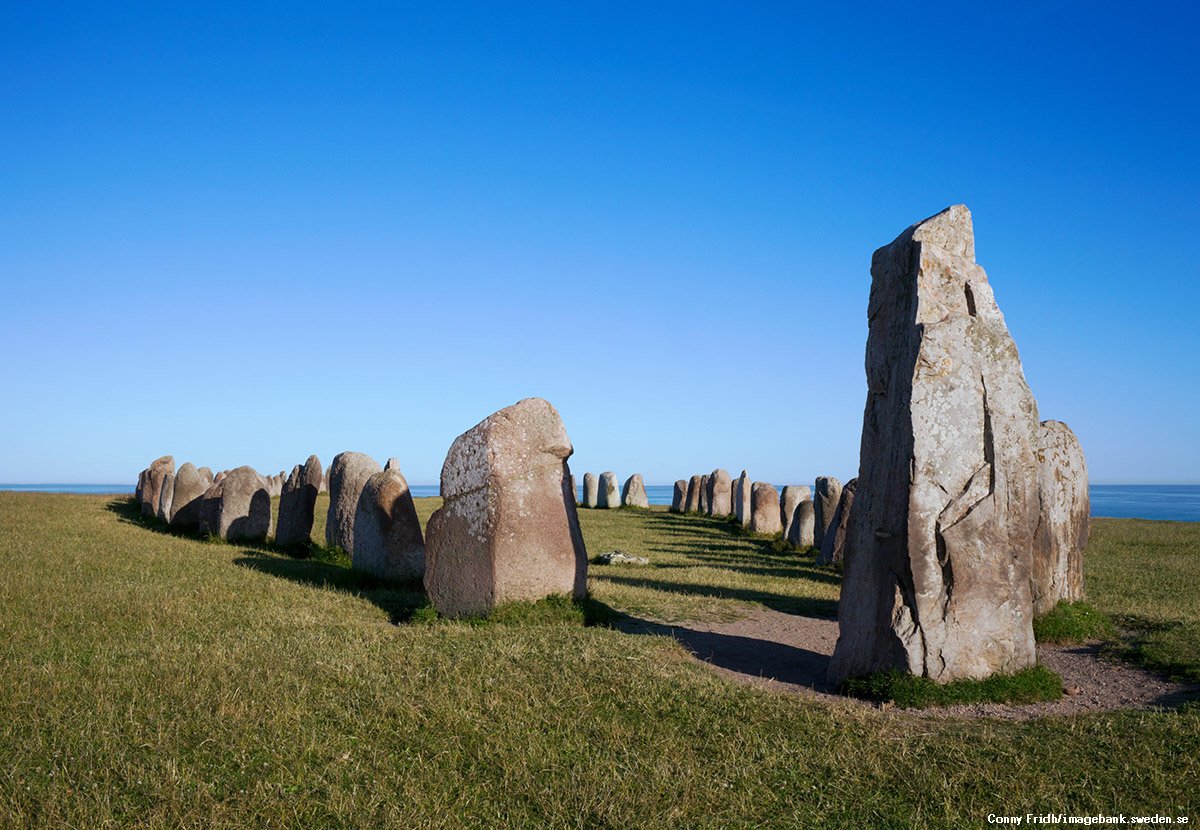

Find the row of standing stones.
[
  {"left": 134, "top": 398, "right": 588, "bottom": 619},
  {"left": 574, "top": 472, "right": 650, "bottom": 510},
  {"left": 134, "top": 204, "right": 1089, "bottom": 687}
]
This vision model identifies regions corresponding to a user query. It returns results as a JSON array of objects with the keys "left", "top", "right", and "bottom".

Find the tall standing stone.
[
  {"left": 582, "top": 473, "right": 599, "bottom": 508},
  {"left": 156, "top": 473, "right": 175, "bottom": 522},
  {"left": 734, "top": 471, "right": 752, "bottom": 526},
  {"left": 325, "top": 452, "right": 382, "bottom": 554},
  {"left": 598, "top": 471, "right": 620, "bottom": 509},
  {"left": 787, "top": 499, "right": 816, "bottom": 549},
  {"left": 813, "top": 477, "right": 843, "bottom": 549},
  {"left": 698, "top": 475, "right": 710, "bottom": 514},
  {"left": 685, "top": 475, "right": 703, "bottom": 512},
  {"left": 169, "top": 462, "right": 210, "bottom": 528},
  {"left": 197, "top": 466, "right": 272, "bottom": 542},
  {"left": 779, "top": 485, "right": 811, "bottom": 539},
  {"left": 817, "top": 479, "right": 857, "bottom": 566},
  {"left": 424, "top": 398, "right": 587, "bottom": 618},
  {"left": 622, "top": 474, "right": 650, "bottom": 508},
  {"left": 139, "top": 456, "right": 174, "bottom": 517},
  {"left": 830, "top": 205, "right": 1041, "bottom": 685},
  {"left": 1032, "top": 420, "right": 1089, "bottom": 616},
  {"left": 750, "top": 482, "right": 782, "bottom": 535},
  {"left": 276, "top": 455, "right": 322, "bottom": 548},
  {"left": 707, "top": 469, "right": 732, "bottom": 516},
  {"left": 670, "top": 480, "right": 687, "bottom": 513},
  {"left": 353, "top": 466, "right": 425, "bottom": 581}
]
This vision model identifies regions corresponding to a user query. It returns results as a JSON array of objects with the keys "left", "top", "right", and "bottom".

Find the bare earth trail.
[{"left": 617, "top": 607, "right": 1200, "bottom": 720}]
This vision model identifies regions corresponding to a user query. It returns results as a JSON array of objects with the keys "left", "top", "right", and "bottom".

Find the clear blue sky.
[{"left": 1, "top": 2, "right": 1197, "bottom": 485}]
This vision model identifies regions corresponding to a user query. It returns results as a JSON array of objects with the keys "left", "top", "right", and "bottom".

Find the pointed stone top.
[{"left": 909, "top": 204, "right": 974, "bottom": 262}]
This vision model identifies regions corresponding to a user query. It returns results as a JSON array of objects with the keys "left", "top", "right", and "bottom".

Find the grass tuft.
[
  {"left": 844, "top": 665, "right": 1064, "bottom": 708},
  {"left": 1034, "top": 600, "right": 1116, "bottom": 644}
]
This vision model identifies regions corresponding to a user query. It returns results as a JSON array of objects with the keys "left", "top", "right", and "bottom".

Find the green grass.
[
  {"left": 0, "top": 494, "right": 1198, "bottom": 828},
  {"left": 1033, "top": 600, "right": 1117, "bottom": 644},
  {"left": 844, "top": 665, "right": 1064, "bottom": 708}
]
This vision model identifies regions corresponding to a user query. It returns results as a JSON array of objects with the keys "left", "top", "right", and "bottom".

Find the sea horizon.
[{"left": 4, "top": 482, "right": 1199, "bottom": 523}]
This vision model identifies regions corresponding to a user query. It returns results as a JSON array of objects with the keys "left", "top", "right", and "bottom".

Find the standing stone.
[
  {"left": 353, "top": 467, "right": 425, "bottom": 581},
  {"left": 213, "top": 470, "right": 227, "bottom": 485},
  {"left": 813, "top": 477, "right": 843, "bottom": 549},
  {"left": 1032, "top": 421, "right": 1089, "bottom": 616},
  {"left": 325, "top": 451, "right": 382, "bottom": 554},
  {"left": 169, "top": 462, "right": 210, "bottom": 528},
  {"left": 698, "top": 475, "right": 710, "bottom": 515},
  {"left": 685, "top": 475, "right": 703, "bottom": 512},
  {"left": 779, "top": 485, "right": 811, "bottom": 539},
  {"left": 197, "top": 466, "right": 272, "bottom": 542},
  {"left": 734, "top": 471, "right": 752, "bottom": 526},
  {"left": 318, "top": 471, "right": 328, "bottom": 493},
  {"left": 275, "top": 455, "right": 322, "bottom": 548},
  {"left": 788, "top": 499, "right": 816, "bottom": 549},
  {"left": 424, "top": 398, "right": 587, "bottom": 618},
  {"left": 830, "top": 205, "right": 1041, "bottom": 685},
  {"left": 598, "top": 471, "right": 620, "bottom": 509},
  {"left": 155, "top": 473, "right": 174, "bottom": 522},
  {"left": 670, "top": 479, "right": 687, "bottom": 513},
  {"left": 750, "top": 482, "right": 782, "bottom": 535},
  {"left": 582, "top": 472, "right": 599, "bottom": 508},
  {"left": 197, "top": 467, "right": 214, "bottom": 487},
  {"left": 707, "top": 469, "right": 732, "bottom": 516},
  {"left": 622, "top": 474, "right": 650, "bottom": 509},
  {"left": 139, "top": 455, "right": 174, "bottom": 517},
  {"left": 817, "top": 478, "right": 857, "bottom": 566}
]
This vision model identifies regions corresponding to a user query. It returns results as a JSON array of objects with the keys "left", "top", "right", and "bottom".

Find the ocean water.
[{"left": 3, "top": 483, "right": 1198, "bottom": 522}]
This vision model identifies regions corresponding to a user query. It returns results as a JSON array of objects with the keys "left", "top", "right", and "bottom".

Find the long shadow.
[
  {"left": 613, "top": 612, "right": 836, "bottom": 694},
  {"left": 596, "top": 572, "right": 838, "bottom": 619},
  {"left": 233, "top": 551, "right": 430, "bottom": 624}
]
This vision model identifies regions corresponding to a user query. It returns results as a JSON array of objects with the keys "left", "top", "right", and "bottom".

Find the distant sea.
[{"left": 3, "top": 483, "right": 1198, "bottom": 523}]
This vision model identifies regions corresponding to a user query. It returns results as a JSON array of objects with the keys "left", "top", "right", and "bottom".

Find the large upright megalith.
[
  {"left": 670, "top": 480, "right": 687, "bottom": 513},
  {"left": 353, "top": 466, "right": 425, "bottom": 581},
  {"left": 197, "top": 466, "right": 272, "bottom": 542},
  {"left": 813, "top": 476, "right": 842, "bottom": 549},
  {"left": 685, "top": 475, "right": 703, "bottom": 512},
  {"left": 169, "top": 462, "right": 210, "bottom": 528},
  {"left": 325, "top": 452, "right": 381, "bottom": 554},
  {"left": 780, "top": 485, "right": 810, "bottom": 539},
  {"left": 598, "top": 471, "right": 620, "bottom": 509},
  {"left": 817, "top": 478, "right": 857, "bottom": 567},
  {"left": 582, "top": 473, "right": 599, "bottom": 509},
  {"left": 707, "top": 469, "right": 732, "bottom": 516},
  {"left": 138, "top": 455, "right": 174, "bottom": 517},
  {"left": 750, "top": 482, "right": 782, "bottom": 535},
  {"left": 1032, "top": 420, "right": 1089, "bottom": 616},
  {"left": 830, "top": 205, "right": 1041, "bottom": 685},
  {"left": 424, "top": 398, "right": 588, "bottom": 618},
  {"left": 276, "top": 455, "right": 322, "bottom": 548},
  {"left": 734, "top": 471, "right": 751, "bottom": 526},
  {"left": 156, "top": 473, "right": 175, "bottom": 522},
  {"left": 622, "top": 474, "right": 650, "bottom": 508}
]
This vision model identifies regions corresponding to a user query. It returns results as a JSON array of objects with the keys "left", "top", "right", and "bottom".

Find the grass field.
[{"left": 1, "top": 492, "right": 1198, "bottom": 828}]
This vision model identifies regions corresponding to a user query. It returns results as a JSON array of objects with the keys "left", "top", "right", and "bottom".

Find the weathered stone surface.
[
  {"left": 706, "top": 469, "right": 732, "bottom": 516},
  {"left": 787, "top": 499, "right": 816, "bottom": 549},
  {"left": 353, "top": 467, "right": 425, "bottom": 581},
  {"left": 817, "top": 479, "right": 857, "bottom": 566},
  {"left": 156, "top": 473, "right": 175, "bottom": 522},
  {"left": 750, "top": 482, "right": 781, "bottom": 535},
  {"left": 213, "top": 470, "right": 227, "bottom": 485},
  {"left": 830, "top": 205, "right": 1041, "bottom": 685},
  {"left": 1032, "top": 420, "right": 1088, "bottom": 616},
  {"left": 385, "top": 458, "right": 402, "bottom": 471},
  {"left": 197, "top": 466, "right": 271, "bottom": 542},
  {"left": 424, "top": 398, "right": 587, "bottom": 618},
  {"left": 325, "top": 452, "right": 382, "bottom": 554},
  {"left": 169, "top": 462, "right": 210, "bottom": 528},
  {"left": 670, "top": 479, "right": 687, "bottom": 513},
  {"left": 582, "top": 472, "right": 599, "bottom": 508},
  {"left": 622, "top": 474, "right": 650, "bottom": 508},
  {"left": 596, "top": 551, "right": 649, "bottom": 565},
  {"left": 734, "top": 471, "right": 751, "bottom": 526},
  {"left": 570, "top": 474, "right": 577, "bottom": 503},
  {"left": 197, "top": 467, "right": 213, "bottom": 486},
  {"left": 685, "top": 475, "right": 703, "bottom": 512},
  {"left": 139, "top": 456, "right": 174, "bottom": 517},
  {"left": 699, "top": 475, "right": 711, "bottom": 514},
  {"left": 598, "top": 471, "right": 620, "bottom": 509},
  {"left": 813, "top": 477, "right": 843, "bottom": 549},
  {"left": 276, "top": 455, "right": 322, "bottom": 548},
  {"left": 779, "top": 485, "right": 811, "bottom": 538}
]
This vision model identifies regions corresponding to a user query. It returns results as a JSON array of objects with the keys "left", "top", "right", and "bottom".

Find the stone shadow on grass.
[
  {"left": 233, "top": 550, "right": 431, "bottom": 624},
  {"left": 594, "top": 572, "right": 837, "bottom": 619},
  {"left": 612, "top": 611, "right": 836, "bottom": 695}
]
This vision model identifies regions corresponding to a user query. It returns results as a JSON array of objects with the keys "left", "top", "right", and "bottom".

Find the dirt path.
[{"left": 617, "top": 608, "right": 1199, "bottom": 720}]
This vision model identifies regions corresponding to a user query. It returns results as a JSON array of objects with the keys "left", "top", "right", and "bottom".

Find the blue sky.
[{"left": 1, "top": 2, "right": 1197, "bottom": 485}]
